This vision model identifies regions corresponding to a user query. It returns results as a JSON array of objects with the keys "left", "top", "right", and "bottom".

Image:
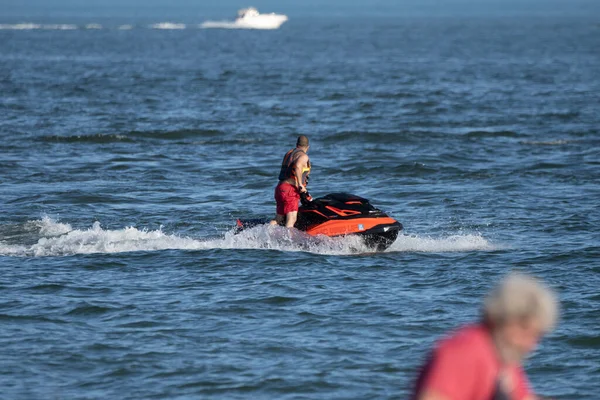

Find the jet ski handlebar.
[{"left": 300, "top": 191, "right": 313, "bottom": 206}]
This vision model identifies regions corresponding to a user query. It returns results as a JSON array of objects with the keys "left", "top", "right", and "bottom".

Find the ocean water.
[{"left": 1, "top": 13, "right": 599, "bottom": 399}]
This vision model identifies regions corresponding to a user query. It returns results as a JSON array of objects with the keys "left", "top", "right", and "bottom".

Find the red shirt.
[{"left": 413, "top": 324, "right": 533, "bottom": 400}]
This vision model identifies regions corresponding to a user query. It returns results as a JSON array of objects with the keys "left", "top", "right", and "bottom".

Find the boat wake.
[
  {"left": 200, "top": 22, "right": 248, "bottom": 29},
  {"left": 0, "top": 218, "right": 496, "bottom": 258},
  {"left": 0, "top": 23, "right": 80, "bottom": 30},
  {"left": 150, "top": 22, "right": 186, "bottom": 30}
]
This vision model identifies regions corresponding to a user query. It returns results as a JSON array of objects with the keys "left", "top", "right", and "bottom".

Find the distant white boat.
[{"left": 201, "top": 7, "right": 288, "bottom": 30}]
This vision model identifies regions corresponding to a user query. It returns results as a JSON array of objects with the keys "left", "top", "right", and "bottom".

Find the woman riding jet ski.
[{"left": 235, "top": 191, "right": 403, "bottom": 251}]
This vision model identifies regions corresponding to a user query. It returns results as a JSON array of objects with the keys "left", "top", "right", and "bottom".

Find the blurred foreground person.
[{"left": 413, "top": 273, "right": 558, "bottom": 400}]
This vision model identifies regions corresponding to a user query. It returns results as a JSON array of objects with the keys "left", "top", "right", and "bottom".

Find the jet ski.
[{"left": 235, "top": 192, "right": 402, "bottom": 251}]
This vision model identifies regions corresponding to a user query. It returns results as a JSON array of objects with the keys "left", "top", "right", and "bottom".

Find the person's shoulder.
[{"left": 436, "top": 323, "right": 491, "bottom": 355}]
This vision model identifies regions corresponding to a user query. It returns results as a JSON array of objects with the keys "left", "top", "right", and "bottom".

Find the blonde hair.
[{"left": 483, "top": 273, "right": 558, "bottom": 333}]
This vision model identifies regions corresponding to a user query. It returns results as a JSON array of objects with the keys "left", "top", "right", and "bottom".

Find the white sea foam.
[
  {"left": 388, "top": 233, "right": 495, "bottom": 252},
  {"left": 150, "top": 22, "right": 186, "bottom": 30},
  {"left": 0, "top": 243, "right": 28, "bottom": 256},
  {"left": 42, "top": 24, "right": 78, "bottom": 30},
  {"left": 0, "top": 23, "right": 41, "bottom": 30},
  {"left": 21, "top": 216, "right": 72, "bottom": 237},
  {"left": 0, "top": 23, "right": 78, "bottom": 30},
  {"left": 200, "top": 20, "right": 284, "bottom": 30},
  {"left": 521, "top": 139, "right": 571, "bottom": 146},
  {"left": 0, "top": 218, "right": 496, "bottom": 258},
  {"left": 85, "top": 24, "right": 103, "bottom": 30},
  {"left": 200, "top": 22, "right": 241, "bottom": 29}
]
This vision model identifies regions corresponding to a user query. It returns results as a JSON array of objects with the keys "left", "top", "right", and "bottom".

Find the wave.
[
  {"left": 373, "top": 91, "right": 418, "bottom": 100},
  {"left": 0, "top": 23, "right": 42, "bottom": 30},
  {"left": 323, "top": 129, "right": 455, "bottom": 144},
  {"left": 324, "top": 162, "right": 439, "bottom": 177},
  {"left": 35, "top": 130, "right": 224, "bottom": 143},
  {"left": 200, "top": 20, "right": 286, "bottom": 30},
  {"left": 37, "top": 134, "right": 134, "bottom": 143},
  {"left": 520, "top": 136, "right": 599, "bottom": 146},
  {"left": 128, "top": 129, "right": 223, "bottom": 140},
  {"left": 201, "top": 22, "right": 242, "bottom": 29},
  {"left": 0, "top": 23, "right": 77, "bottom": 30},
  {"left": 322, "top": 130, "right": 418, "bottom": 144},
  {"left": 0, "top": 23, "right": 126, "bottom": 31},
  {"left": 520, "top": 139, "right": 570, "bottom": 146},
  {"left": 540, "top": 111, "right": 580, "bottom": 120},
  {"left": 42, "top": 24, "right": 78, "bottom": 30},
  {"left": 26, "top": 216, "right": 73, "bottom": 237},
  {"left": 464, "top": 130, "right": 522, "bottom": 138},
  {"left": 319, "top": 92, "right": 357, "bottom": 101},
  {"left": 150, "top": 23, "right": 186, "bottom": 30},
  {"left": 0, "top": 22, "right": 283, "bottom": 31},
  {"left": 0, "top": 218, "right": 496, "bottom": 258},
  {"left": 388, "top": 233, "right": 495, "bottom": 252},
  {"left": 0, "top": 23, "right": 103, "bottom": 30},
  {"left": 526, "top": 162, "right": 569, "bottom": 170},
  {"left": 0, "top": 21, "right": 287, "bottom": 31}
]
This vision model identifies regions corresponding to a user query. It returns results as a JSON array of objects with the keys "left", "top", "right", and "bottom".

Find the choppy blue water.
[{"left": 1, "top": 14, "right": 599, "bottom": 399}]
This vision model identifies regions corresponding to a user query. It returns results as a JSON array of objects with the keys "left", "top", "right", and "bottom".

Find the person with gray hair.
[{"left": 412, "top": 273, "right": 559, "bottom": 400}]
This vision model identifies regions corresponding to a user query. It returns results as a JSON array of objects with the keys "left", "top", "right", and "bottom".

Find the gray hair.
[{"left": 483, "top": 273, "right": 558, "bottom": 332}]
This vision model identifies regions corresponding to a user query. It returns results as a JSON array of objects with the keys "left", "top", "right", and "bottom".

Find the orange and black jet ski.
[{"left": 235, "top": 192, "right": 402, "bottom": 251}]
